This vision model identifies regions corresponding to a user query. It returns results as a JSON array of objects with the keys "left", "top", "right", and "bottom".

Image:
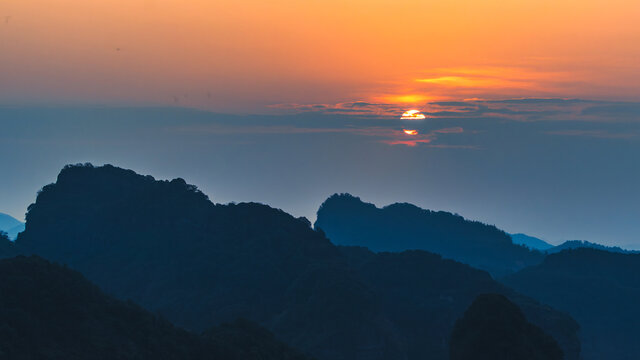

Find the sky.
[
  {"left": 2, "top": 0, "right": 640, "bottom": 110},
  {"left": 0, "top": 0, "right": 639, "bottom": 248}
]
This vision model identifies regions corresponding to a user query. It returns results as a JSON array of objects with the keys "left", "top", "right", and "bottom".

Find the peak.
[
  {"left": 24, "top": 164, "right": 215, "bottom": 236},
  {"left": 58, "top": 162, "right": 142, "bottom": 180},
  {"left": 317, "top": 193, "right": 374, "bottom": 213},
  {"left": 50, "top": 163, "right": 208, "bottom": 200},
  {"left": 56, "top": 163, "right": 155, "bottom": 185},
  {"left": 323, "top": 193, "right": 364, "bottom": 204},
  {"left": 382, "top": 202, "right": 424, "bottom": 212}
]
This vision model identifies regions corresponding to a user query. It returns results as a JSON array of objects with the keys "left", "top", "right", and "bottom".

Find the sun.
[
  {"left": 401, "top": 110, "right": 426, "bottom": 120},
  {"left": 403, "top": 129, "right": 418, "bottom": 135}
]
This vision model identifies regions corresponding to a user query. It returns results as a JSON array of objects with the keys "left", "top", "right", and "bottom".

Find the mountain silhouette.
[
  {"left": 315, "top": 194, "right": 544, "bottom": 276},
  {"left": 0, "top": 255, "right": 314, "bottom": 360},
  {"left": 15, "top": 164, "right": 407, "bottom": 359},
  {"left": 510, "top": 233, "right": 554, "bottom": 251},
  {"left": 13, "top": 164, "right": 580, "bottom": 360},
  {"left": 504, "top": 248, "right": 640, "bottom": 360},
  {"left": 449, "top": 293, "right": 563, "bottom": 360}
]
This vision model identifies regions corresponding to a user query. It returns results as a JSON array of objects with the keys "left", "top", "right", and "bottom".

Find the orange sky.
[{"left": 1, "top": 0, "right": 639, "bottom": 112}]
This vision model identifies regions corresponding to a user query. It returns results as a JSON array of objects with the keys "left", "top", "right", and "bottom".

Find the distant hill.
[
  {"left": 510, "top": 233, "right": 554, "bottom": 251},
  {"left": 314, "top": 194, "right": 544, "bottom": 277},
  {"left": 0, "top": 213, "right": 24, "bottom": 240},
  {"left": 0, "top": 213, "right": 22, "bottom": 230},
  {"left": 5, "top": 224, "right": 25, "bottom": 240},
  {"left": 449, "top": 294, "right": 563, "bottom": 360},
  {"left": 547, "top": 240, "right": 639, "bottom": 254},
  {"left": 13, "top": 164, "right": 581, "bottom": 360},
  {"left": 510, "top": 234, "right": 638, "bottom": 254},
  {"left": 504, "top": 248, "right": 640, "bottom": 360},
  {"left": 0, "top": 255, "right": 314, "bottom": 360}
]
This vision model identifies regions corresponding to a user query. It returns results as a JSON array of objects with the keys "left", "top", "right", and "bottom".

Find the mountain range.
[
  {"left": 546, "top": 240, "right": 639, "bottom": 254},
  {"left": 510, "top": 233, "right": 638, "bottom": 254},
  {"left": 8, "top": 164, "right": 581, "bottom": 360},
  {"left": 315, "top": 193, "right": 640, "bottom": 360}
]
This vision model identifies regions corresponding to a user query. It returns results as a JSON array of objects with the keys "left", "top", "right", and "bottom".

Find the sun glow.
[
  {"left": 401, "top": 110, "right": 426, "bottom": 120},
  {"left": 403, "top": 129, "right": 419, "bottom": 135}
]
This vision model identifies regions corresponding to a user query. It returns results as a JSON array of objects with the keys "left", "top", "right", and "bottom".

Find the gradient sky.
[
  {"left": 0, "top": 0, "right": 639, "bottom": 248},
  {"left": 1, "top": 0, "right": 640, "bottom": 110}
]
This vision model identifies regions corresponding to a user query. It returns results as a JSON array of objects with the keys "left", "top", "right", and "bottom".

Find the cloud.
[
  {"left": 350, "top": 101, "right": 376, "bottom": 107},
  {"left": 266, "top": 63, "right": 640, "bottom": 121},
  {"left": 269, "top": 101, "right": 405, "bottom": 117},
  {"left": 404, "top": 64, "right": 639, "bottom": 104},
  {"left": 415, "top": 74, "right": 529, "bottom": 89},
  {"left": 270, "top": 98, "right": 583, "bottom": 120},
  {"left": 172, "top": 97, "right": 640, "bottom": 150},
  {"left": 270, "top": 97, "right": 640, "bottom": 127},
  {"left": 434, "top": 127, "right": 464, "bottom": 134},
  {"left": 546, "top": 130, "right": 637, "bottom": 139},
  {"left": 424, "top": 98, "right": 639, "bottom": 123},
  {"left": 172, "top": 125, "right": 350, "bottom": 135},
  {"left": 380, "top": 128, "right": 468, "bottom": 147},
  {"left": 581, "top": 103, "right": 640, "bottom": 120},
  {"left": 171, "top": 121, "right": 466, "bottom": 148},
  {"left": 383, "top": 139, "right": 433, "bottom": 147}
]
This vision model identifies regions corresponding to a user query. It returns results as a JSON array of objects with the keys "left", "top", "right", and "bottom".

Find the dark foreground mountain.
[
  {"left": 338, "top": 247, "right": 579, "bottom": 360},
  {"left": 0, "top": 232, "right": 16, "bottom": 258},
  {"left": 14, "top": 164, "right": 580, "bottom": 360},
  {"left": 504, "top": 248, "right": 640, "bottom": 360},
  {"left": 0, "top": 255, "right": 313, "bottom": 360},
  {"left": 315, "top": 194, "right": 543, "bottom": 276},
  {"left": 449, "top": 294, "right": 563, "bottom": 360},
  {"left": 204, "top": 318, "right": 315, "bottom": 360},
  {"left": 510, "top": 233, "right": 554, "bottom": 251}
]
